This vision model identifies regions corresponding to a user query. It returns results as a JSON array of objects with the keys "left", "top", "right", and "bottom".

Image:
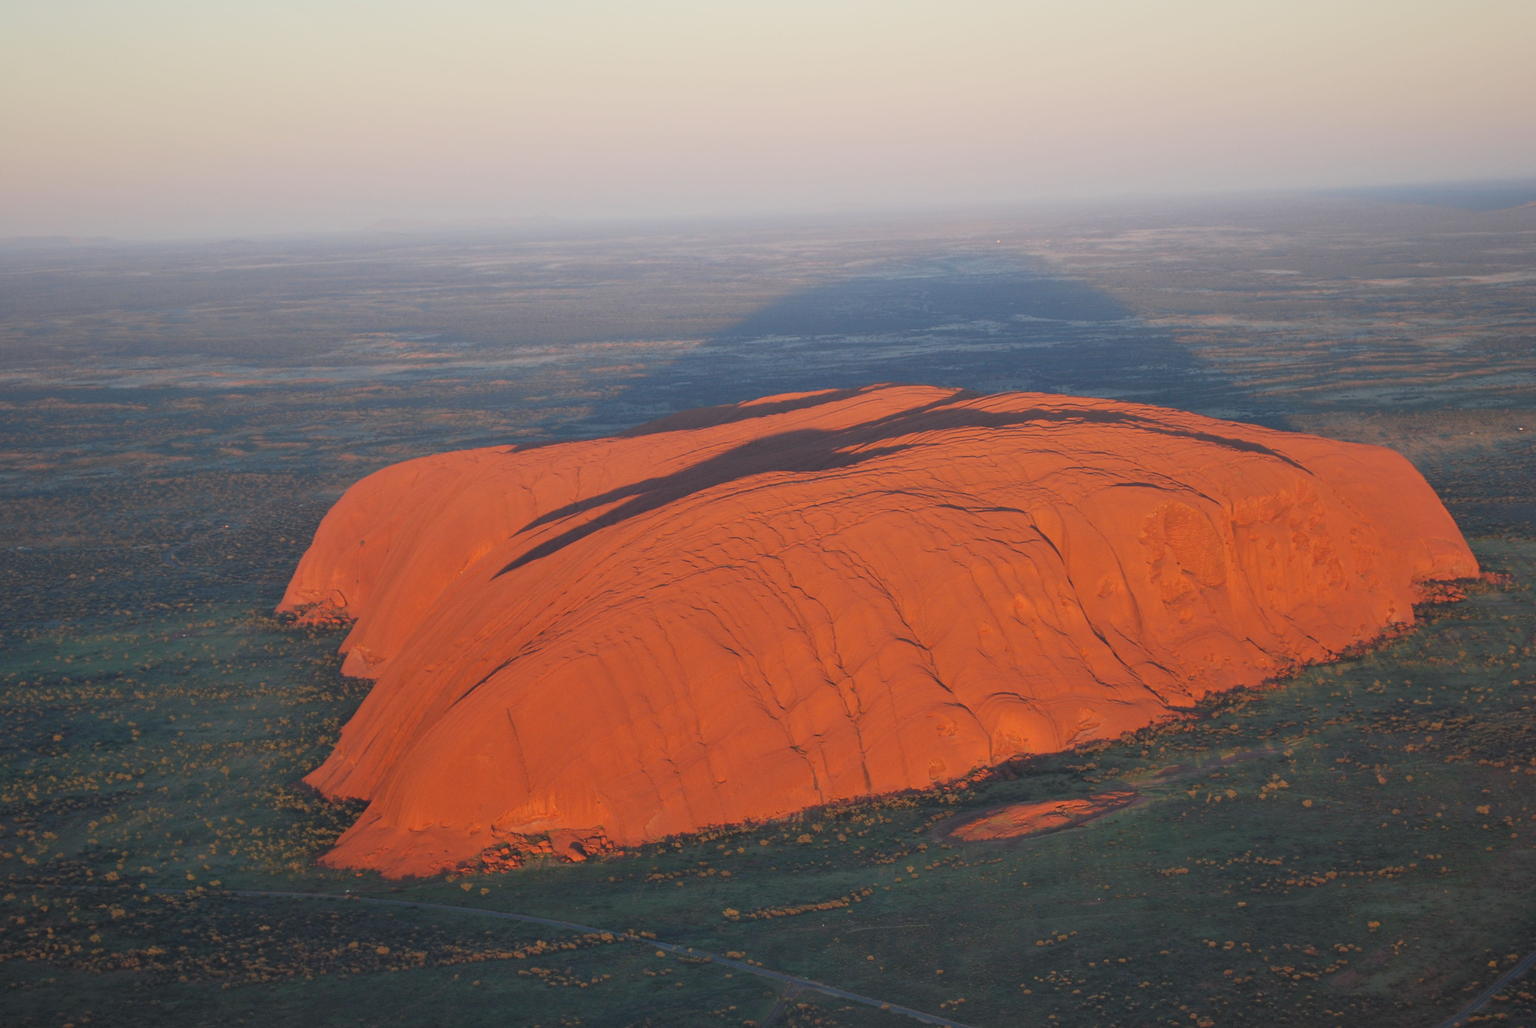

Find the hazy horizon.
[{"left": 6, "top": 0, "right": 1536, "bottom": 240}]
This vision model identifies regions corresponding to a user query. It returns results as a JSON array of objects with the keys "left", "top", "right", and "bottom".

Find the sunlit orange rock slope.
[{"left": 280, "top": 385, "right": 1478, "bottom": 877}]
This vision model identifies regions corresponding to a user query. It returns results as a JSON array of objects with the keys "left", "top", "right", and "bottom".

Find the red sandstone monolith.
[{"left": 280, "top": 385, "right": 1477, "bottom": 876}]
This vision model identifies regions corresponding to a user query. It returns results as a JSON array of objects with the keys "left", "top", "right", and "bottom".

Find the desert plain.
[{"left": 4, "top": 187, "right": 1536, "bottom": 1025}]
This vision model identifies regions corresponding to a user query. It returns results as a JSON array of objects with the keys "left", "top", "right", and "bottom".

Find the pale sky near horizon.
[{"left": 5, "top": 0, "right": 1534, "bottom": 239}]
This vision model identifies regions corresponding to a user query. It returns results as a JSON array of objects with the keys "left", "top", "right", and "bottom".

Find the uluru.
[{"left": 279, "top": 384, "right": 1478, "bottom": 877}]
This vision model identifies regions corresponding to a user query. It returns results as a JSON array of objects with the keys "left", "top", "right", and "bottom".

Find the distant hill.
[
  {"left": 0, "top": 235, "right": 118, "bottom": 251},
  {"left": 1333, "top": 178, "right": 1536, "bottom": 211}
]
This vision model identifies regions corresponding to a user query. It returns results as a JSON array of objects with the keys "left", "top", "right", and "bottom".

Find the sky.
[{"left": 5, "top": 0, "right": 1535, "bottom": 239}]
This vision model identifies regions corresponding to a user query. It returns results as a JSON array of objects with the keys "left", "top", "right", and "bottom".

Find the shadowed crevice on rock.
[
  {"left": 497, "top": 433, "right": 912, "bottom": 574},
  {"left": 498, "top": 398, "right": 1306, "bottom": 576}
]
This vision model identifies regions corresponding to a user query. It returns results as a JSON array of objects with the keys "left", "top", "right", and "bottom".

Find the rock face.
[
  {"left": 948, "top": 793, "right": 1139, "bottom": 842},
  {"left": 281, "top": 385, "right": 1478, "bottom": 877}
]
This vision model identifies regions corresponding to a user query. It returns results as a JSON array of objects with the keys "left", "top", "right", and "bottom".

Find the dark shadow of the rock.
[{"left": 570, "top": 254, "right": 1288, "bottom": 437}]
